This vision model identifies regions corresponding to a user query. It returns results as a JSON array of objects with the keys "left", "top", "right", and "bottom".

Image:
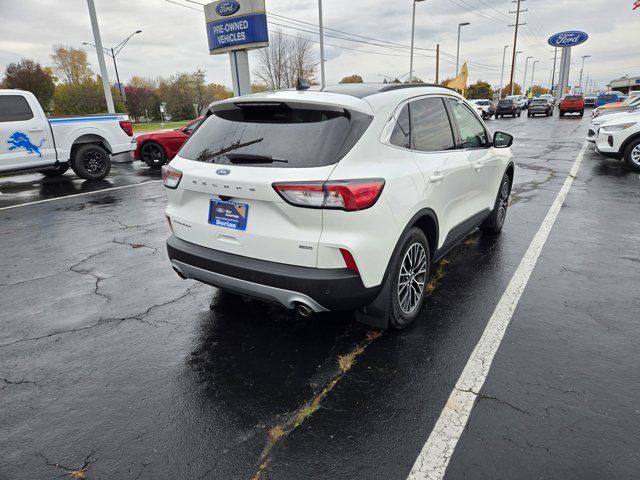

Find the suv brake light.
[
  {"left": 119, "top": 120, "right": 133, "bottom": 137},
  {"left": 162, "top": 165, "right": 182, "bottom": 189},
  {"left": 273, "top": 179, "right": 385, "bottom": 211}
]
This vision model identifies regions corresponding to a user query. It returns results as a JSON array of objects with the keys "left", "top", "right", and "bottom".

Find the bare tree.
[
  {"left": 50, "top": 45, "right": 93, "bottom": 84},
  {"left": 254, "top": 29, "right": 316, "bottom": 90}
]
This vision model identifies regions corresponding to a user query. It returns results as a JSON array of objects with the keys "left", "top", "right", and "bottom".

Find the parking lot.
[{"left": 1, "top": 113, "right": 639, "bottom": 479}]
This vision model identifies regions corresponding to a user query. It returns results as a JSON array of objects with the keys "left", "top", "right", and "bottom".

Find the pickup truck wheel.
[
  {"left": 579, "top": 110, "right": 584, "bottom": 118},
  {"left": 71, "top": 144, "right": 111, "bottom": 181},
  {"left": 623, "top": 138, "right": 640, "bottom": 172},
  {"left": 480, "top": 173, "right": 511, "bottom": 235},
  {"left": 388, "top": 227, "right": 430, "bottom": 330},
  {"left": 140, "top": 142, "right": 167, "bottom": 168},
  {"left": 39, "top": 163, "right": 69, "bottom": 177}
]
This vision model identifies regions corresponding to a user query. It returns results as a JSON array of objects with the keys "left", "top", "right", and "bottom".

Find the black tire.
[
  {"left": 560, "top": 111, "right": 564, "bottom": 118},
  {"left": 39, "top": 163, "right": 69, "bottom": 177},
  {"left": 623, "top": 137, "right": 640, "bottom": 173},
  {"left": 71, "top": 144, "right": 111, "bottom": 181},
  {"left": 480, "top": 173, "right": 511, "bottom": 235},
  {"left": 388, "top": 227, "right": 431, "bottom": 330},
  {"left": 579, "top": 110, "right": 584, "bottom": 118},
  {"left": 517, "top": 111, "right": 521, "bottom": 117},
  {"left": 140, "top": 142, "right": 167, "bottom": 168}
]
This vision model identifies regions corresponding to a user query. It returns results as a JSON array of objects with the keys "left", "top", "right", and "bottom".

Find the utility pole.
[
  {"left": 578, "top": 55, "right": 591, "bottom": 92},
  {"left": 456, "top": 22, "right": 470, "bottom": 76},
  {"left": 410, "top": 0, "right": 426, "bottom": 83},
  {"left": 508, "top": 0, "right": 527, "bottom": 96},
  {"left": 86, "top": 0, "right": 115, "bottom": 113},
  {"left": 530, "top": 60, "right": 539, "bottom": 93},
  {"left": 522, "top": 56, "right": 532, "bottom": 95},
  {"left": 435, "top": 43, "right": 440, "bottom": 84},
  {"left": 318, "top": 0, "right": 326, "bottom": 89}
]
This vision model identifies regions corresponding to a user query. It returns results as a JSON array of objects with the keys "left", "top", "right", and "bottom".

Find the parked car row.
[{"left": 588, "top": 109, "right": 640, "bottom": 172}]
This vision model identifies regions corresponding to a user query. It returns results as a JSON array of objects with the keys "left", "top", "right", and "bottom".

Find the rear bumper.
[
  {"left": 166, "top": 235, "right": 381, "bottom": 312},
  {"left": 560, "top": 107, "right": 584, "bottom": 112}
]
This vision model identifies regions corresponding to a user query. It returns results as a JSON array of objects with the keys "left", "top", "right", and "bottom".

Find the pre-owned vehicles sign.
[{"left": 204, "top": 0, "right": 268, "bottom": 54}]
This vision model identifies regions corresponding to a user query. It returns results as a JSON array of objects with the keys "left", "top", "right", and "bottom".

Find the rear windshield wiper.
[
  {"left": 226, "top": 153, "right": 288, "bottom": 164},
  {"left": 195, "top": 138, "right": 264, "bottom": 163}
]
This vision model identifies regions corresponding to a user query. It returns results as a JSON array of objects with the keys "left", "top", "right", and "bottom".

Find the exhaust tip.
[
  {"left": 172, "top": 265, "right": 187, "bottom": 280},
  {"left": 295, "top": 303, "right": 313, "bottom": 317}
]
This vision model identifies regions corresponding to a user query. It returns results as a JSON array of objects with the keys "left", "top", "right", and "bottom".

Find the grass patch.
[{"left": 132, "top": 121, "right": 189, "bottom": 133}]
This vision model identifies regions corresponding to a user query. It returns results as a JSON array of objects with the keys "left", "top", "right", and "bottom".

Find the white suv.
[
  {"left": 163, "top": 84, "right": 515, "bottom": 329},
  {"left": 595, "top": 111, "right": 640, "bottom": 172}
]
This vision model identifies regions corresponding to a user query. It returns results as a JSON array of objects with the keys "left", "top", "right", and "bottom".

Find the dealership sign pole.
[
  {"left": 204, "top": 0, "right": 269, "bottom": 97},
  {"left": 548, "top": 31, "right": 588, "bottom": 103}
]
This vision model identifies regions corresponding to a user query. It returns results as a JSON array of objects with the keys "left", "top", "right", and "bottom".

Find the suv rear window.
[
  {"left": 498, "top": 100, "right": 514, "bottom": 106},
  {"left": 179, "top": 103, "right": 372, "bottom": 168},
  {"left": 599, "top": 94, "right": 618, "bottom": 100},
  {"left": 564, "top": 96, "right": 583, "bottom": 101}
]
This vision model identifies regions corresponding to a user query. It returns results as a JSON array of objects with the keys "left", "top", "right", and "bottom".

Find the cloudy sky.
[{"left": 1, "top": 0, "right": 638, "bottom": 92}]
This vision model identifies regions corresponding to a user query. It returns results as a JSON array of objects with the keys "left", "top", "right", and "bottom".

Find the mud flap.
[{"left": 354, "top": 274, "right": 391, "bottom": 329}]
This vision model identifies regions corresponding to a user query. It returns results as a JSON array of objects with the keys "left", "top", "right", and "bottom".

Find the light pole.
[
  {"left": 530, "top": 60, "right": 539, "bottom": 94},
  {"left": 456, "top": 22, "right": 470, "bottom": 76},
  {"left": 86, "top": 0, "right": 114, "bottom": 113},
  {"left": 409, "top": 0, "right": 426, "bottom": 84},
  {"left": 578, "top": 55, "right": 591, "bottom": 92},
  {"left": 499, "top": 44, "right": 511, "bottom": 99},
  {"left": 83, "top": 30, "right": 142, "bottom": 100},
  {"left": 318, "top": 0, "right": 326, "bottom": 89},
  {"left": 522, "top": 56, "right": 533, "bottom": 95},
  {"left": 511, "top": 51, "right": 523, "bottom": 95}
]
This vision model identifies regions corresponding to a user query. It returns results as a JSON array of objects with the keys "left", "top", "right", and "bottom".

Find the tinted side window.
[
  {"left": 410, "top": 98, "right": 455, "bottom": 152},
  {"left": 0, "top": 95, "right": 34, "bottom": 122},
  {"left": 389, "top": 104, "right": 410, "bottom": 149},
  {"left": 448, "top": 99, "right": 488, "bottom": 149}
]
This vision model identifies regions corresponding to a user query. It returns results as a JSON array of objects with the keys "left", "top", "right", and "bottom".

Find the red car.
[
  {"left": 559, "top": 95, "right": 585, "bottom": 118},
  {"left": 134, "top": 117, "right": 203, "bottom": 167}
]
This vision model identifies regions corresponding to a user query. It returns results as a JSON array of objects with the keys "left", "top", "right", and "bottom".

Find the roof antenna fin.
[{"left": 296, "top": 78, "right": 311, "bottom": 91}]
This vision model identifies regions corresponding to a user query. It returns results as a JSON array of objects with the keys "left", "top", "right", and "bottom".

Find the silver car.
[{"left": 528, "top": 98, "right": 554, "bottom": 117}]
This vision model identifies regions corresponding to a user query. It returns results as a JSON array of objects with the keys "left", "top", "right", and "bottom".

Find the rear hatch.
[
  {"left": 166, "top": 99, "right": 372, "bottom": 268},
  {"left": 562, "top": 95, "right": 584, "bottom": 109}
]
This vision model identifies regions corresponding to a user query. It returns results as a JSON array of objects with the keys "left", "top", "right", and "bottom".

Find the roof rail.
[{"left": 378, "top": 83, "right": 458, "bottom": 94}]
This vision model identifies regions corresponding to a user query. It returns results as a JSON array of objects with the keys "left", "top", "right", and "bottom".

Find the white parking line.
[
  {"left": 0, "top": 180, "right": 162, "bottom": 212},
  {"left": 407, "top": 142, "right": 588, "bottom": 480}
]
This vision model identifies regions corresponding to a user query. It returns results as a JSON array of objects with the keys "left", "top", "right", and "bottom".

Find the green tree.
[
  {"left": 53, "top": 78, "right": 124, "bottom": 116},
  {"left": 466, "top": 80, "right": 493, "bottom": 100},
  {"left": 2, "top": 59, "right": 55, "bottom": 109},
  {"left": 501, "top": 82, "right": 522, "bottom": 97},
  {"left": 339, "top": 74, "right": 364, "bottom": 84},
  {"left": 50, "top": 45, "right": 93, "bottom": 84},
  {"left": 124, "top": 86, "right": 158, "bottom": 122}
]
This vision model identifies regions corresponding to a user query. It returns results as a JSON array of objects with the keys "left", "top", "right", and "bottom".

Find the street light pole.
[
  {"left": 499, "top": 44, "right": 511, "bottom": 99},
  {"left": 86, "top": 0, "right": 114, "bottom": 113},
  {"left": 530, "top": 60, "right": 539, "bottom": 94},
  {"left": 456, "top": 22, "right": 470, "bottom": 76},
  {"left": 318, "top": 0, "right": 326, "bottom": 89},
  {"left": 522, "top": 56, "right": 532, "bottom": 95},
  {"left": 579, "top": 55, "right": 591, "bottom": 92},
  {"left": 511, "top": 51, "right": 522, "bottom": 95},
  {"left": 409, "top": 0, "right": 426, "bottom": 84},
  {"left": 83, "top": 30, "right": 141, "bottom": 101}
]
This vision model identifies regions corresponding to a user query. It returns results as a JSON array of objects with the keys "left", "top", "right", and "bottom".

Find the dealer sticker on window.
[{"left": 209, "top": 199, "right": 249, "bottom": 231}]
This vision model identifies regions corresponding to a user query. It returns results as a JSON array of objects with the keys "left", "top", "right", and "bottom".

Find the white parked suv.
[
  {"left": 163, "top": 84, "right": 515, "bottom": 329},
  {"left": 594, "top": 111, "right": 640, "bottom": 172}
]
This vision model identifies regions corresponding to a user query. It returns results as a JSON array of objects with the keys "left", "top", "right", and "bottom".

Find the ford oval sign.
[
  {"left": 216, "top": 168, "right": 231, "bottom": 175},
  {"left": 216, "top": 0, "right": 240, "bottom": 17},
  {"left": 548, "top": 31, "right": 588, "bottom": 47}
]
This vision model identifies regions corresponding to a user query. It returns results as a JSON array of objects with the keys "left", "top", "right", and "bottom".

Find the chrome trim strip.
[{"left": 171, "top": 260, "right": 329, "bottom": 313}]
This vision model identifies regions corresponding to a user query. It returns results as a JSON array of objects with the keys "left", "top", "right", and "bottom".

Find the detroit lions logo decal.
[{"left": 7, "top": 131, "right": 45, "bottom": 157}]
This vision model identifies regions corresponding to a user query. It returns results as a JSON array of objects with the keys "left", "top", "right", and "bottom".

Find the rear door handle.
[
  {"left": 28, "top": 127, "right": 44, "bottom": 132},
  {"left": 473, "top": 162, "right": 484, "bottom": 171},
  {"left": 429, "top": 173, "right": 445, "bottom": 183}
]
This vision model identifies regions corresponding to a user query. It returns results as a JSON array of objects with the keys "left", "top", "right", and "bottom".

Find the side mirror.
[
  {"left": 493, "top": 131, "right": 513, "bottom": 149},
  {"left": 182, "top": 127, "right": 191, "bottom": 135}
]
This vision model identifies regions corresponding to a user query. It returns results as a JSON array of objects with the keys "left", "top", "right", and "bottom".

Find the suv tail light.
[
  {"left": 272, "top": 179, "right": 385, "bottom": 211},
  {"left": 119, "top": 120, "right": 133, "bottom": 137},
  {"left": 340, "top": 248, "right": 359, "bottom": 273},
  {"left": 162, "top": 165, "right": 182, "bottom": 189}
]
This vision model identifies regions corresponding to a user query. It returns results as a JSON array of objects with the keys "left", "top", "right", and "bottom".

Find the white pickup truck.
[{"left": 1, "top": 89, "right": 135, "bottom": 180}]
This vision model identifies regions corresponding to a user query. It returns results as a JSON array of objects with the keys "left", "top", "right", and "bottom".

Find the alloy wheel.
[
  {"left": 631, "top": 144, "right": 640, "bottom": 167},
  {"left": 83, "top": 151, "right": 105, "bottom": 174},
  {"left": 142, "top": 144, "right": 163, "bottom": 163},
  {"left": 398, "top": 243, "right": 427, "bottom": 315},
  {"left": 497, "top": 179, "right": 510, "bottom": 227}
]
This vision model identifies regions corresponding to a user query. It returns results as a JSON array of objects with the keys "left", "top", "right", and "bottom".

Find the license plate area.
[{"left": 208, "top": 199, "right": 249, "bottom": 231}]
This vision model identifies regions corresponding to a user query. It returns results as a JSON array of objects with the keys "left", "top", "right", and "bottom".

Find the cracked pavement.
[{"left": 1, "top": 114, "right": 639, "bottom": 479}]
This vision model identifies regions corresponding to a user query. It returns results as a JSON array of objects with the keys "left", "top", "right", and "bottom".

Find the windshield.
[
  {"left": 599, "top": 94, "right": 619, "bottom": 101},
  {"left": 498, "top": 100, "right": 513, "bottom": 106},
  {"left": 178, "top": 103, "right": 372, "bottom": 168},
  {"left": 531, "top": 100, "right": 547, "bottom": 105},
  {"left": 475, "top": 101, "right": 489, "bottom": 105},
  {"left": 564, "top": 96, "right": 583, "bottom": 101}
]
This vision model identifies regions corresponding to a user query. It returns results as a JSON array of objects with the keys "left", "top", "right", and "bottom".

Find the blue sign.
[
  {"left": 216, "top": 0, "right": 240, "bottom": 17},
  {"left": 206, "top": 13, "right": 268, "bottom": 51},
  {"left": 548, "top": 31, "right": 588, "bottom": 47}
]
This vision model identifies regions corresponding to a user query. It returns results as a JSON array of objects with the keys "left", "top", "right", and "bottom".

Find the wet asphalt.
[{"left": 1, "top": 112, "right": 639, "bottom": 480}]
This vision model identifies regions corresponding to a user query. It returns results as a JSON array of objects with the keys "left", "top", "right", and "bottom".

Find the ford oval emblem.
[
  {"left": 215, "top": 0, "right": 240, "bottom": 16},
  {"left": 216, "top": 168, "right": 231, "bottom": 175},
  {"left": 547, "top": 31, "right": 588, "bottom": 47}
]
